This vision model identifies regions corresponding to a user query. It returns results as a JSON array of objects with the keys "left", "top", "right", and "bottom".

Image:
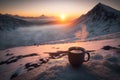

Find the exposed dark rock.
[
  {"left": 102, "top": 45, "right": 117, "bottom": 50},
  {"left": 10, "top": 72, "right": 18, "bottom": 80},
  {"left": 0, "top": 53, "right": 38, "bottom": 65},
  {"left": 47, "top": 51, "right": 68, "bottom": 59},
  {"left": 25, "top": 62, "right": 41, "bottom": 71},
  {"left": 0, "top": 61, "right": 6, "bottom": 65},
  {"left": 118, "top": 45, "right": 120, "bottom": 47},
  {"left": 6, "top": 57, "right": 18, "bottom": 64},
  {"left": 39, "top": 58, "right": 49, "bottom": 63},
  {"left": 25, "top": 63, "right": 32, "bottom": 69},
  {"left": 6, "top": 53, "right": 13, "bottom": 56},
  {"left": 22, "top": 53, "right": 38, "bottom": 57},
  {"left": 31, "top": 63, "right": 41, "bottom": 68},
  {"left": 27, "top": 67, "right": 34, "bottom": 71},
  {"left": 17, "top": 55, "right": 23, "bottom": 59}
]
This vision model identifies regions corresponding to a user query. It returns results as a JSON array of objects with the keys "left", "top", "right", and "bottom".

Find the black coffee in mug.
[{"left": 68, "top": 47, "right": 90, "bottom": 67}]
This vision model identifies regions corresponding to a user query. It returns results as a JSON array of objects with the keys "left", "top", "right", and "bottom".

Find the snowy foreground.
[{"left": 0, "top": 38, "right": 120, "bottom": 80}]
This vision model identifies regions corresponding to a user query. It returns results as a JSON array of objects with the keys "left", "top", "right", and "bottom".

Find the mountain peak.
[
  {"left": 92, "top": 3, "right": 106, "bottom": 11},
  {"left": 96, "top": 2, "right": 103, "bottom": 6},
  {"left": 94, "top": 3, "right": 119, "bottom": 13},
  {"left": 93, "top": 3, "right": 110, "bottom": 11},
  {"left": 86, "top": 3, "right": 120, "bottom": 17}
]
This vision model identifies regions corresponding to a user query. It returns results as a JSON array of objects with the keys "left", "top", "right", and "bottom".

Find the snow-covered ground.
[{"left": 0, "top": 38, "right": 120, "bottom": 80}]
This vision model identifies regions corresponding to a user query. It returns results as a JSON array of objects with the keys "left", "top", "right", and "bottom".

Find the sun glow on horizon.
[{"left": 60, "top": 14, "right": 66, "bottom": 21}]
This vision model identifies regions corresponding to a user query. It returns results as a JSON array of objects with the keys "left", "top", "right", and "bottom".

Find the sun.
[{"left": 60, "top": 14, "right": 66, "bottom": 21}]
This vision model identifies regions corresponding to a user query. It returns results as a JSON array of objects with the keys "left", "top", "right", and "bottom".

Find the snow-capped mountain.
[
  {"left": 0, "top": 14, "right": 31, "bottom": 30},
  {"left": 38, "top": 14, "right": 56, "bottom": 19},
  {"left": 72, "top": 3, "right": 120, "bottom": 38}
]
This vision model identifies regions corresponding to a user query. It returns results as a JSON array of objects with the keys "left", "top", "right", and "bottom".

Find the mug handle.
[{"left": 84, "top": 52, "right": 90, "bottom": 62}]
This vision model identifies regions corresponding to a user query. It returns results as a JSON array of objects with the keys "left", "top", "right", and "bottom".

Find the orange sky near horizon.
[{"left": 0, "top": 0, "right": 120, "bottom": 19}]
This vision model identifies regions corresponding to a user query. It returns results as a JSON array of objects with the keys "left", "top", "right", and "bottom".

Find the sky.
[{"left": 0, "top": 0, "right": 120, "bottom": 19}]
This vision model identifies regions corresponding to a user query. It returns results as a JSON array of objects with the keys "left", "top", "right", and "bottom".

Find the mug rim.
[{"left": 68, "top": 47, "right": 85, "bottom": 52}]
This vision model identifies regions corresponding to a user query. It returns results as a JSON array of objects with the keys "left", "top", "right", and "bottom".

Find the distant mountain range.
[
  {"left": 0, "top": 14, "right": 32, "bottom": 30},
  {"left": 0, "top": 14, "right": 58, "bottom": 30},
  {"left": 71, "top": 3, "right": 120, "bottom": 39},
  {"left": 21, "top": 15, "right": 58, "bottom": 25},
  {"left": 14, "top": 14, "right": 56, "bottom": 20},
  {"left": 38, "top": 15, "right": 56, "bottom": 19}
]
